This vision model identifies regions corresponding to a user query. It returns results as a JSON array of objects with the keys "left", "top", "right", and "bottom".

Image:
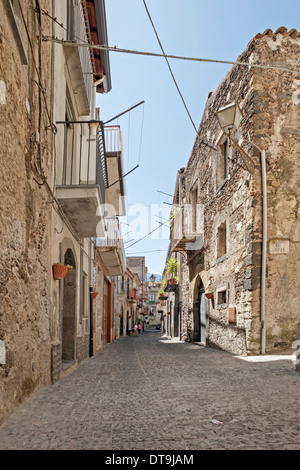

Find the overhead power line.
[
  {"left": 42, "top": 37, "right": 300, "bottom": 75},
  {"left": 142, "top": 0, "right": 198, "bottom": 133},
  {"left": 127, "top": 249, "right": 168, "bottom": 254}
]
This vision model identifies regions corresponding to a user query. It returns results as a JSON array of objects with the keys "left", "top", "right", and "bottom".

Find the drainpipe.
[
  {"left": 89, "top": 286, "right": 93, "bottom": 357},
  {"left": 260, "top": 150, "right": 267, "bottom": 354},
  {"left": 89, "top": 241, "right": 94, "bottom": 357},
  {"left": 178, "top": 170, "right": 183, "bottom": 340}
]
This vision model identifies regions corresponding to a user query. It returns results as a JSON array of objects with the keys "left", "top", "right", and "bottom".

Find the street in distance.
[{"left": 104, "top": 454, "right": 194, "bottom": 467}]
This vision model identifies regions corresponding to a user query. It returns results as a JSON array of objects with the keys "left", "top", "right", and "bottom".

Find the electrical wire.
[
  {"left": 124, "top": 210, "right": 172, "bottom": 250},
  {"left": 142, "top": 0, "right": 198, "bottom": 133},
  {"left": 17, "top": 0, "right": 57, "bottom": 134},
  {"left": 127, "top": 249, "right": 168, "bottom": 254},
  {"left": 42, "top": 37, "right": 300, "bottom": 75},
  {"left": 138, "top": 102, "right": 145, "bottom": 166}
]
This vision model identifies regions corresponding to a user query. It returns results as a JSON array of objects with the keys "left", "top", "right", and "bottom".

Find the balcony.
[
  {"left": 55, "top": 121, "right": 108, "bottom": 238},
  {"left": 63, "top": 1, "right": 95, "bottom": 115},
  {"left": 104, "top": 126, "right": 126, "bottom": 216},
  {"left": 170, "top": 204, "right": 204, "bottom": 252},
  {"left": 96, "top": 217, "right": 125, "bottom": 276}
]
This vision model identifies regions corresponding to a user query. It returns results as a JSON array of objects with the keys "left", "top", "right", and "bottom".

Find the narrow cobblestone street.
[{"left": 0, "top": 329, "right": 299, "bottom": 451}]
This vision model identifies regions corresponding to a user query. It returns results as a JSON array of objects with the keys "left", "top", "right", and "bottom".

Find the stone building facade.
[
  {"left": 171, "top": 27, "right": 300, "bottom": 355},
  {"left": 0, "top": 0, "right": 114, "bottom": 424},
  {"left": 0, "top": 0, "right": 54, "bottom": 425}
]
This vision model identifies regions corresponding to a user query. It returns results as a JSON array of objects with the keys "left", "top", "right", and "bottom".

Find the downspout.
[
  {"left": 89, "top": 241, "right": 95, "bottom": 357},
  {"left": 178, "top": 170, "right": 183, "bottom": 340},
  {"left": 89, "top": 286, "right": 93, "bottom": 357},
  {"left": 260, "top": 150, "right": 267, "bottom": 354}
]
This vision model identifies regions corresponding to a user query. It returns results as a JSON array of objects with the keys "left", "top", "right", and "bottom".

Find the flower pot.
[
  {"left": 53, "top": 264, "right": 68, "bottom": 280},
  {"left": 92, "top": 292, "right": 98, "bottom": 299},
  {"left": 205, "top": 292, "right": 213, "bottom": 299},
  {"left": 168, "top": 278, "right": 175, "bottom": 285}
]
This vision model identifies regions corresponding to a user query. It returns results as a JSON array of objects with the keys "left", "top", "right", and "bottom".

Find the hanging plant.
[
  {"left": 53, "top": 263, "right": 73, "bottom": 280},
  {"left": 205, "top": 292, "right": 213, "bottom": 299}
]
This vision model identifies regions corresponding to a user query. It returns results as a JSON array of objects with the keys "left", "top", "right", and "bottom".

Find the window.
[
  {"left": 217, "top": 289, "right": 227, "bottom": 305},
  {"left": 63, "top": 91, "right": 76, "bottom": 185},
  {"left": 5, "top": 0, "right": 28, "bottom": 64},
  {"left": 217, "top": 222, "right": 227, "bottom": 259},
  {"left": 228, "top": 307, "right": 236, "bottom": 324},
  {"left": 67, "top": 0, "right": 75, "bottom": 41},
  {"left": 82, "top": 272, "right": 88, "bottom": 317},
  {"left": 191, "top": 186, "right": 198, "bottom": 233},
  {"left": 217, "top": 138, "right": 229, "bottom": 187}
]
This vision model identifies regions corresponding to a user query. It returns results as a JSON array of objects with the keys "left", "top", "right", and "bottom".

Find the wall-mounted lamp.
[
  {"left": 215, "top": 101, "right": 255, "bottom": 174},
  {"left": 215, "top": 101, "right": 243, "bottom": 135}
]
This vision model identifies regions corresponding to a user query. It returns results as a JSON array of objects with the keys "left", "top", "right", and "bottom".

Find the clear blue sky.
[{"left": 97, "top": 0, "right": 300, "bottom": 276}]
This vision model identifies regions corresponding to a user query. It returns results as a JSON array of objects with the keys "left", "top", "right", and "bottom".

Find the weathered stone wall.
[
  {"left": 181, "top": 43, "right": 255, "bottom": 354},
  {"left": 0, "top": 1, "right": 53, "bottom": 424},
  {"left": 51, "top": 342, "right": 62, "bottom": 383},
  {"left": 180, "top": 29, "right": 300, "bottom": 355},
  {"left": 251, "top": 31, "right": 300, "bottom": 350},
  {"left": 77, "top": 334, "right": 90, "bottom": 363}
]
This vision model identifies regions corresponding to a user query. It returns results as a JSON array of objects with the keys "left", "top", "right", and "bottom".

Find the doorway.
[
  {"left": 193, "top": 277, "right": 206, "bottom": 344},
  {"left": 102, "top": 277, "right": 111, "bottom": 345},
  {"left": 62, "top": 248, "right": 77, "bottom": 364}
]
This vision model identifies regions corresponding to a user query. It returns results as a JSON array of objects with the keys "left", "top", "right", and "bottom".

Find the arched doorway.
[
  {"left": 193, "top": 276, "right": 206, "bottom": 344},
  {"left": 62, "top": 248, "right": 77, "bottom": 364}
]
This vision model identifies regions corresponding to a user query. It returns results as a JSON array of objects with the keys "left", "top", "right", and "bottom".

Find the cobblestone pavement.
[{"left": 0, "top": 329, "right": 299, "bottom": 451}]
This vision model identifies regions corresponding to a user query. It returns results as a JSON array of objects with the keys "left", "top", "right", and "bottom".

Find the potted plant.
[
  {"left": 205, "top": 291, "right": 213, "bottom": 299},
  {"left": 53, "top": 263, "right": 73, "bottom": 280},
  {"left": 166, "top": 258, "right": 179, "bottom": 285},
  {"left": 157, "top": 279, "right": 167, "bottom": 300}
]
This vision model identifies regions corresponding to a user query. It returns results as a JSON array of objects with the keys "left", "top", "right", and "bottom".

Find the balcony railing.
[
  {"left": 64, "top": 0, "right": 95, "bottom": 114},
  {"left": 56, "top": 120, "right": 108, "bottom": 203},
  {"left": 77, "top": 0, "right": 96, "bottom": 109},
  {"left": 104, "top": 125, "right": 123, "bottom": 154},
  {"left": 96, "top": 217, "right": 125, "bottom": 275},
  {"left": 170, "top": 204, "right": 204, "bottom": 252},
  {"left": 54, "top": 121, "right": 108, "bottom": 237},
  {"left": 103, "top": 125, "right": 126, "bottom": 216}
]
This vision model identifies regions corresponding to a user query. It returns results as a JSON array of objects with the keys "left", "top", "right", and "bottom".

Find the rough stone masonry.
[{"left": 179, "top": 28, "right": 300, "bottom": 356}]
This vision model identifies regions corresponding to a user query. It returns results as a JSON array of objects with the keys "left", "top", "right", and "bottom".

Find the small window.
[
  {"left": 5, "top": 0, "right": 28, "bottom": 64},
  {"left": 228, "top": 307, "right": 236, "bottom": 324},
  {"left": 217, "top": 138, "right": 229, "bottom": 187},
  {"left": 217, "top": 290, "right": 227, "bottom": 305},
  {"left": 217, "top": 222, "right": 227, "bottom": 259},
  {"left": 191, "top": 187, "right": 198, "bottom": 233},
  {"left": 67, "top": 0, "right": 75, "bottom": 41},
  {"left": 82, "top": 272, "right": 88, "bottom": 317}
]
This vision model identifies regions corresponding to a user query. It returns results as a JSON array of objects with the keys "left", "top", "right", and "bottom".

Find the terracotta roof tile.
[{"left": 254, "top": 27, "right": 300, "bottom": 40}]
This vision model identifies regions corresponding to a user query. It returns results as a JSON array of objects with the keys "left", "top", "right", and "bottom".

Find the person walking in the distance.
[{"left": 138, "top": 323, "right": 142, "bottom": 335}]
